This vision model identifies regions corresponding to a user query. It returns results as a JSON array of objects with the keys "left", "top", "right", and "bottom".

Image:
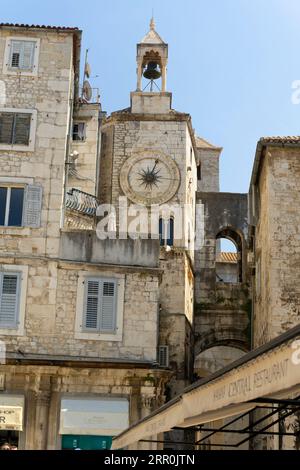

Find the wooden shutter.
[
  {"left": 84, "top": 279, "right": 100, "bottom": 330},
  {"left": 22, "top": 184, "right": 42, "bottom": 228},
  {"left": 0, "top": 273, "right": 20, "bottom": 327},
  {"left": 13, "top": 113, "right": 31, "bottom": 145},
  {"left": 0, "top": 112, "right": 14, "bottom": 144},
  {"left": 100, "top": 281, "right": 117, "bottom": 332}
]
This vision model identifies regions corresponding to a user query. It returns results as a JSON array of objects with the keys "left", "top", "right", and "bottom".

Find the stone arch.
[
  {"left": 216, "top": 226, "right": 246, "bottom": 283},
  {"left": 194, "top": 344, "right": 247, "bottom": 377},
  {"left": 194, "top": 327, "right": 250, "bottom": 358}
]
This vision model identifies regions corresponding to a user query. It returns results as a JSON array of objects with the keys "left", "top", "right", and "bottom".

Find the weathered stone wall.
[
  {"left": 0, "top": 256, "right": 160, "bottom": 362},
  {"left": 197, "top": 147, "right": 220, "bottom": 192},
  {"left": 194, "top": 191, "right": 251, "bottom": 375},
  {"left": 69, "top": 103, "right": 100, "bottom": 196},
  {"left": 100, "top": 115, "right": 197, "bottom": 227},
  {"left": 253, "top": 146, "right": 300, "bottom": 347}
]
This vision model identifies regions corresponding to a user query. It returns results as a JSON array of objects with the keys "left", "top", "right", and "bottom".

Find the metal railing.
[
  {"left": 78, "top": 86, "right": 100, "bottom": 104},
  {"left": 66, "top": 188, "right": 98, "bottom": 216}
]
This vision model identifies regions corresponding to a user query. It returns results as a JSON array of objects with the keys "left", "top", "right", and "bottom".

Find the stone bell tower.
[
  {"left": 131, "top": 18, "right": 172, "bottom": 114},
  {"left": 99, "top": 19, "right": 197, "bottom": 409}
]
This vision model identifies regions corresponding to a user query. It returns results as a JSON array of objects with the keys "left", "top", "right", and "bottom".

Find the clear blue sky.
[{"left": 2, "top": 0, "right": 300, "bottom": 193}]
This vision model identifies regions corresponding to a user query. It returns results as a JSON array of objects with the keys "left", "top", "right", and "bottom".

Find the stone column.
[
  {"left": 47, "top": 391, "right": 60, "bottom": 449},
  {"left": 161, "top": 64, "right": 167, "bottom": 92},
  {"left": 136, "top": 393, "right": 156, "bottom": 450},
  {"left": 137, "top": 64, "right": 143, "bottom": 91},
  {"left": 34, "top": 391, "right": 51, "bottom": 450}
]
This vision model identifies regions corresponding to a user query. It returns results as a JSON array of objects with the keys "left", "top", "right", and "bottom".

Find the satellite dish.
[{"left": 82, "top": 80, "right": 92, "bottom": 101}]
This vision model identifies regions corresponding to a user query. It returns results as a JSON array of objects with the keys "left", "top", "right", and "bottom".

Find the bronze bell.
[{"left": 143, "top": 61, "right": 161, "bottom": 80}]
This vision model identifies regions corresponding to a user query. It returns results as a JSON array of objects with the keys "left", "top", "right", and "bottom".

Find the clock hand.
[{"left": 151, "top": 159, "right": 159, "bottom": 173}]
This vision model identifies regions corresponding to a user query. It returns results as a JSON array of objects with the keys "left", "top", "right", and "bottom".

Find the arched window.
[
  {"left": 216, "top": 228, "right": 243, "bottom": 283},
  {"left": 216, "top": 238, "right": 238, "bottom": 283},
  {"left": 159, "top": 218, "right": 174, "bottom": 246}
]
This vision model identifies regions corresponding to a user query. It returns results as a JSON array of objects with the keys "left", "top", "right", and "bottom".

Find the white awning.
[
  {"left": 0, "top": 395, "right": 24, "bottom": 431},
  {"left": 60, "top": 397, "right": 129, "bottom": 436},
  {"left": 112, "top": 326, "right": 300, "bottom": 449}
]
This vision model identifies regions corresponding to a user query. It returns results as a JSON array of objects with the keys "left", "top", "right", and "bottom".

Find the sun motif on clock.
[{"left": 119, "top": 151, "right": 180, "bottom": 205}]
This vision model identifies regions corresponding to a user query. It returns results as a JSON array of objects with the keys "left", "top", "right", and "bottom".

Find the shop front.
[
  {"left": 59, "top": 396, "right": 129, "bottom": 450},
  {"left": 0, "top": 394, "right": 24, "bottom": 449}
]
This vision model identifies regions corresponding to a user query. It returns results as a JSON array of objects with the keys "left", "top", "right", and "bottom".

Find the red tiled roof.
[
  {"left": 0, "top": 23, "right": 80, "bottom": 31},
  {"left": 216, "top": 252, "right": 237, "bottom": 263}
]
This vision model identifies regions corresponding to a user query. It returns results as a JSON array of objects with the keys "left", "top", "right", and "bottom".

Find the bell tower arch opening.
[{"left": 136, "top": 17, "right": 168, "bottom": 92}]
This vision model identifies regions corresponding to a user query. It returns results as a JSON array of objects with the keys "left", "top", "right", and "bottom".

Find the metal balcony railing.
[
  {"left": 66, "top": 188, "right": 98, "bottom": 216},
  {"left": 78, "top": 86, "right": 100, "bottom": 104}
]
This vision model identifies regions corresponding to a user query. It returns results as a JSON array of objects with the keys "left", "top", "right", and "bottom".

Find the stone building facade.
[
  {"left": 0, "top": 23, "right": 170, "bottom": 450},
  {"left": 247, "top": 137, "right": 300, "bottom": 450},
  {"left": 0, "top": 19, "right": 299, "bottom": 452}
]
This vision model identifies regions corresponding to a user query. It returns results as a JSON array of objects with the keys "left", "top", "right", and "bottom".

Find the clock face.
[{"left": 119, "top": 151, "right": 180, "bottom": 205}]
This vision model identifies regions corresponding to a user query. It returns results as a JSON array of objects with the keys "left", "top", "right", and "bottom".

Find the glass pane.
[
  {"left": 8, "top": 188, "right": 24, "bottom": 226},
  {"left": 167, "top": 218, "right": 174, "bottom": 246},
  {"left": 0, "top": 187, "right": 7, "bottom": 225},
  {"left": 159, "top": 218, "right": 164, "bottom": 246}
]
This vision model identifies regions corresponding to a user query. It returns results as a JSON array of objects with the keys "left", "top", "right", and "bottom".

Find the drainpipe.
[{"left": 61, "top": 95, "right": 74, "bottom": 228}]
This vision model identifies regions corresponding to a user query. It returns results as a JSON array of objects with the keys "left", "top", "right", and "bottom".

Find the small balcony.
[{"left": 66, "top": 188, "right": 98, "bottom": 216}]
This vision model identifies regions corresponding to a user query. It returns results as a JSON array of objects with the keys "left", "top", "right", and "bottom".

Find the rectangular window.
[
  {"left": 197, "top": 163, "right": 202, "bottom": 181},
  {"left": 9, "top": 40, "right": 36, "bottom": 71},
  {"left": 72, "top": 122, "right": 86, "bottom": 141},
  {"left": 0, "top": 112, "right": 31, "bottom": 146},
  {"left": 83, "top": 278, "right": 117, "bottom": 333},
  {"left": 0, "top": 272, "right": 20, "bottom": 328},
  {"left": 0, "top": 184, "right": 42, "bottom": 228},
  {"left": 159, "top": 218, "right": 174, "bottom": 247},
  {"left": 158, "top": 345, "right": 169, "bottom": 367},
  {"left": 0, "top": 187, "right": 24, "bottom": 226}
]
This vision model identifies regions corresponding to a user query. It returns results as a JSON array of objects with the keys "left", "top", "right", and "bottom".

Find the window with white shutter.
[
  {"left": 83, "top": 278, "right": 117, "bottom": 333},
  {"left": 0, "top": 273, "right": 20, "bottom": 328},
  {"left": 9, "top": 40, "right": 36, "bottom": 71}
]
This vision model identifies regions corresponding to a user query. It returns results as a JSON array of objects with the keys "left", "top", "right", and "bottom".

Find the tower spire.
[{"left": 150, "top": 16, "right": 155, "bottom": 31}]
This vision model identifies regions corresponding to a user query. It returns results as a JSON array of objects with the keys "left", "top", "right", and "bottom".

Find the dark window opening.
[
  {"left": 159, "top": 218, "right": 174, "bottom": 246},
  {"left": 197, "top": 163, "right": 202, "bottom": 181},
  {"left": 11, "top": 52, "right": 20, "bottom": 68},
  {"left": 0, "top": 187, "right": 24, "bottom": 227},
  {"left": 73, "top": 122, "right": 86, "bottom": 141}
]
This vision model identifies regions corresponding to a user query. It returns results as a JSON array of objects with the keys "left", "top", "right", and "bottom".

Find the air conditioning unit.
[{"left": 158, "top": 345, "right": 169, "bottom": 367}]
